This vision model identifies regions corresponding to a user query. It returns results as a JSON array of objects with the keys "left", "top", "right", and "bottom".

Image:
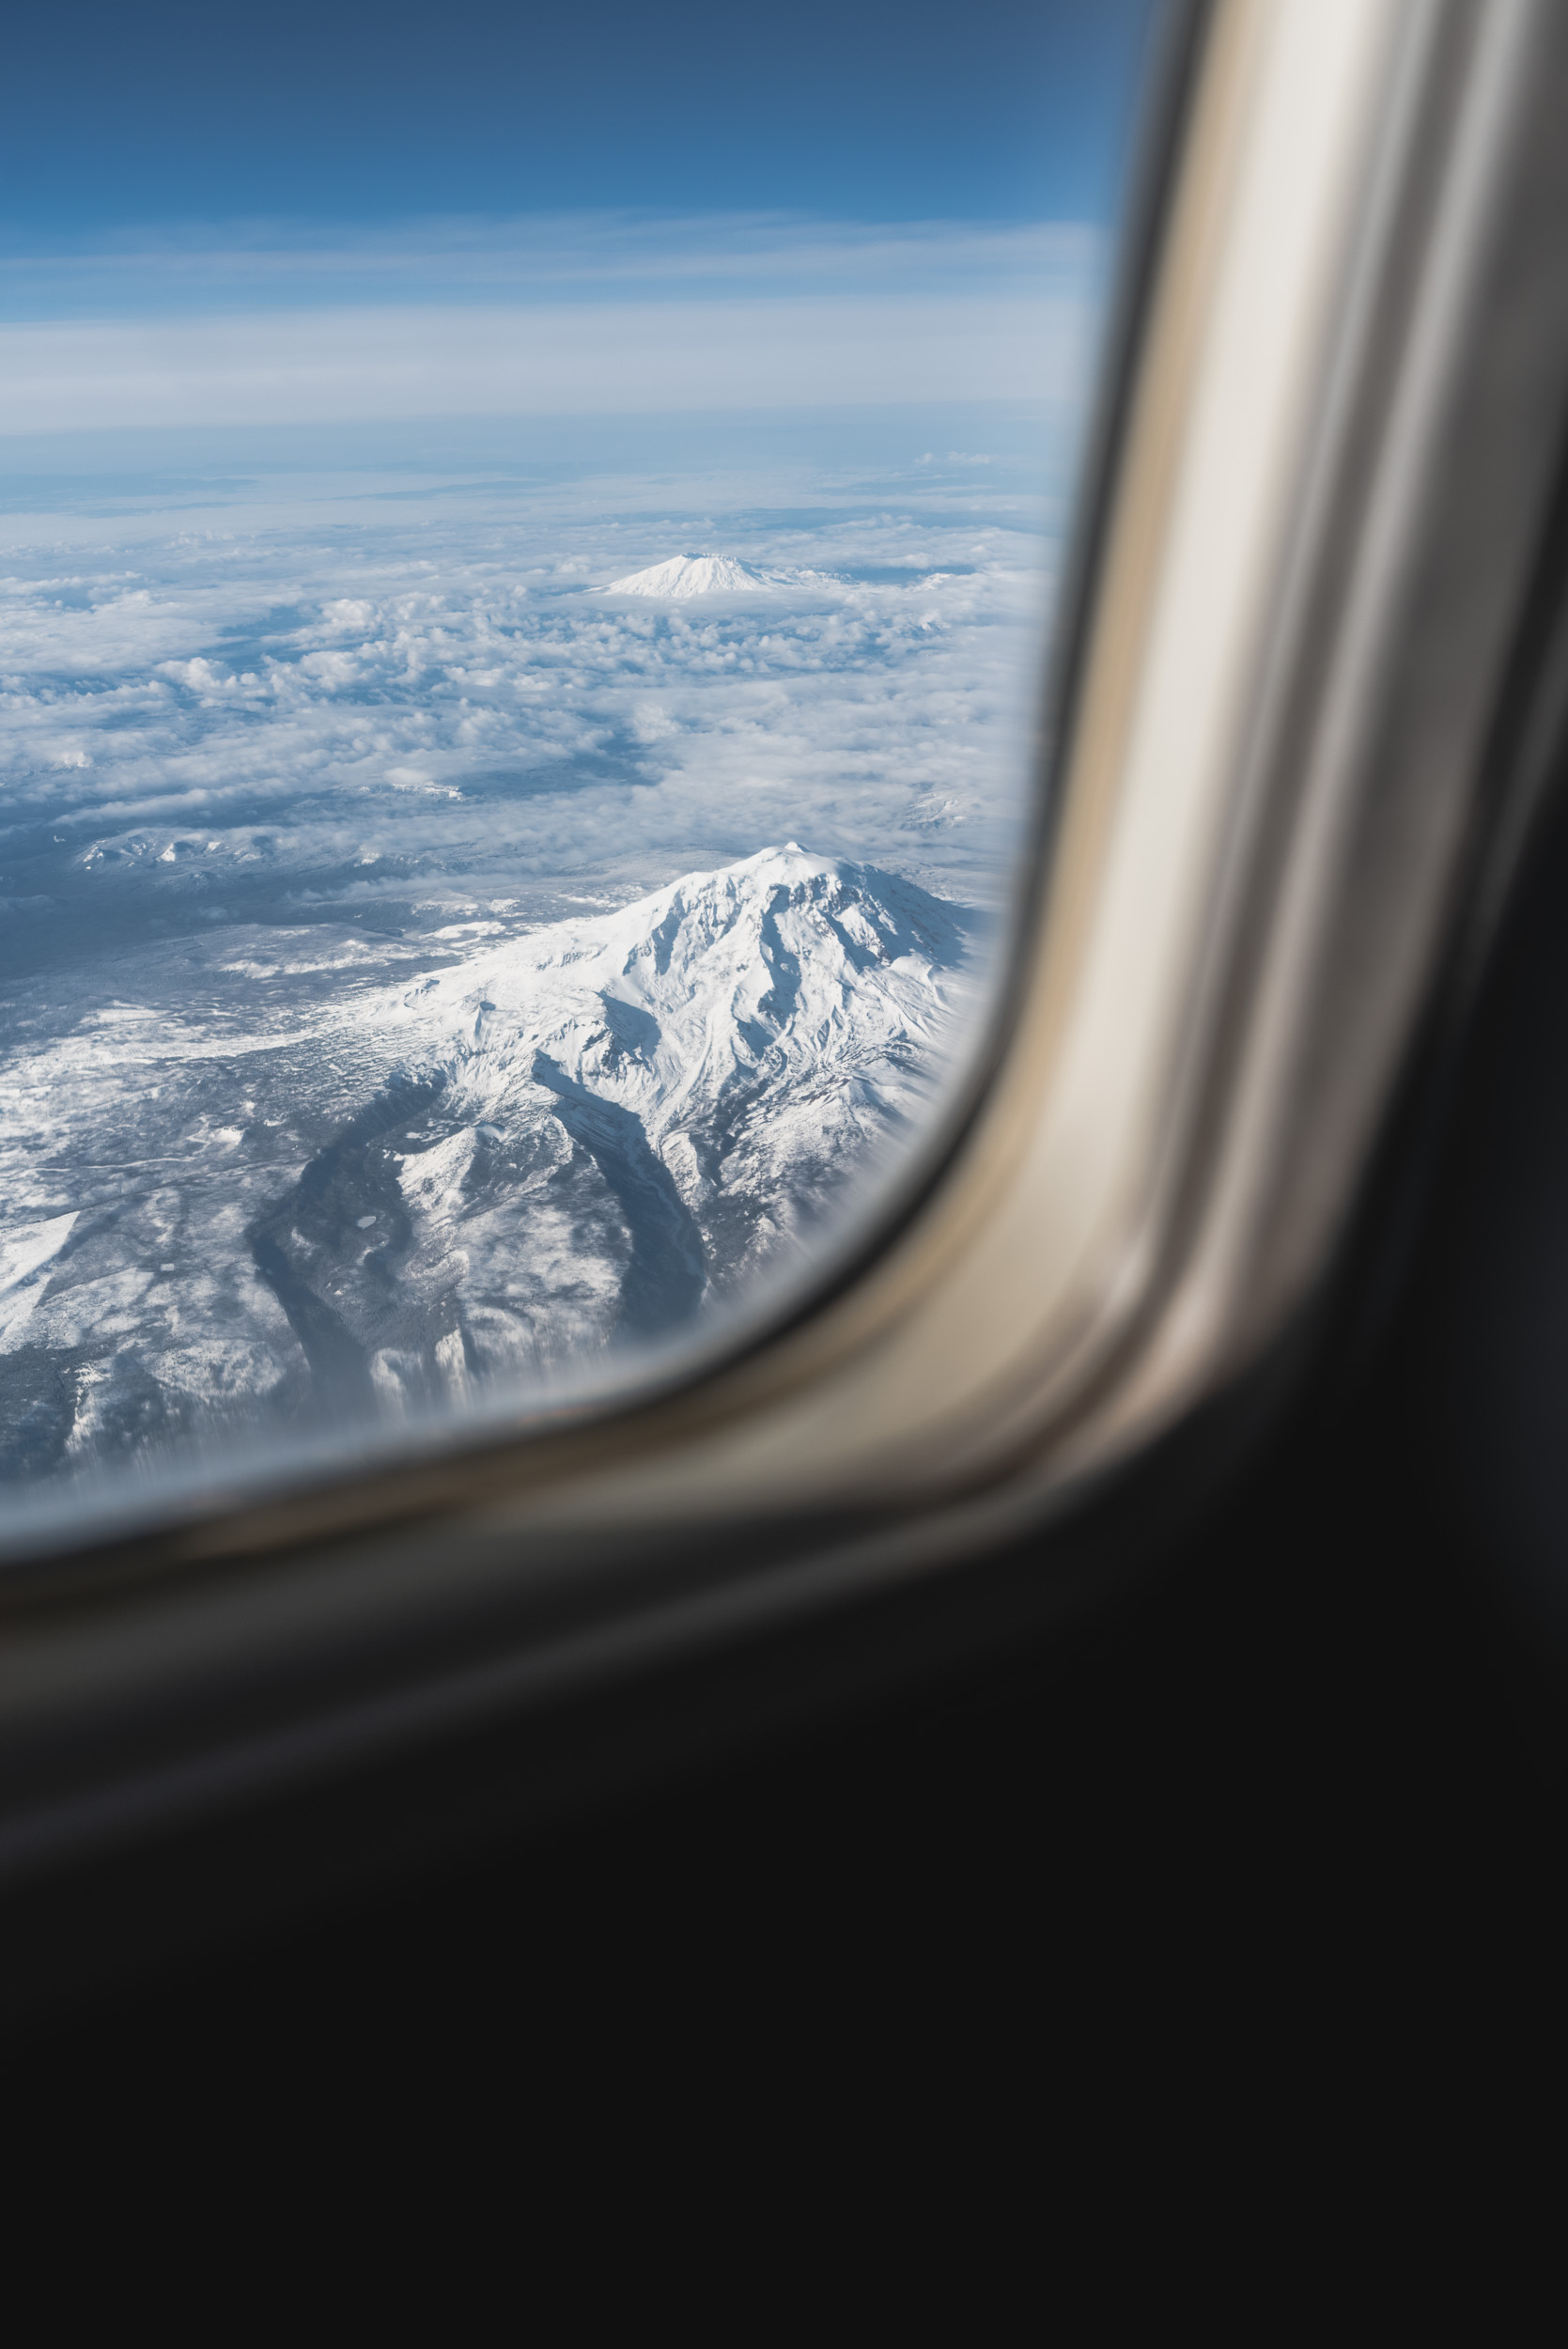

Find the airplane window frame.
[{"left": 6, "top": 0, "right": 1568, "bottom": 1924}]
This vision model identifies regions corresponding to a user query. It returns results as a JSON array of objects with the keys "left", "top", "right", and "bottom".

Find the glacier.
[{"left": 0, "top": 848, "right": 972, "bottom": 1482}]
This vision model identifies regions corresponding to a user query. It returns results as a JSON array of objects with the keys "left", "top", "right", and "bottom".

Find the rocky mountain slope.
[
  {"left": 261, "top": 844, "right": 967, "bottom": 1410},
  {"left": 0, "top": 848, "right": 970, "bottom": 1477}
]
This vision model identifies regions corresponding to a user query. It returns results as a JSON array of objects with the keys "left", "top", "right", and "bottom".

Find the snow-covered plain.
[{"left": 0, "top": 416, "right": 1060, "bottom": 1493}]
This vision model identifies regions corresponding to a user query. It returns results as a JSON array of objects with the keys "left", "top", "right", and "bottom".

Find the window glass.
[{"left": 0, "top": 1, "right": 1157, "bottom": 1514}]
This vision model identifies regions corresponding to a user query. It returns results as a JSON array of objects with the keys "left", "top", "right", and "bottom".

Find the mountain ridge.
[{"left": 252, "top": 844, "right": 972, "bottom": 1409}]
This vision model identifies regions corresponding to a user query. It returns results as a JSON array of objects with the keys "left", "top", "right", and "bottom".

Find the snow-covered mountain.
[
  {"left": 598, "top": 552, "right": 833, "bottom": 599},
  {"left": 0, "top": 848, "right": 970, "bottom": 1476},
  {"left": 256, "top": 846, "right": 967, "bottom": 1411}
]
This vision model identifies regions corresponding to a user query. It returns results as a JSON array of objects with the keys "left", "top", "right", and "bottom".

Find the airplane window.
[
  {"left": 0, "top": 2, "right": 1161, "bottom": 1532},
  {"left": 8, "top": 0, "right": 1568, "bottom": 1988}
]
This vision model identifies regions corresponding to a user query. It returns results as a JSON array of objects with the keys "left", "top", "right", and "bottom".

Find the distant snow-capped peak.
[{"left": 598, "top": 552, "right": 833, "bottom": 599}]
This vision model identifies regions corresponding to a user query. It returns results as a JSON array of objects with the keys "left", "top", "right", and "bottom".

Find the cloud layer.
[
  {"left": 0, "top": 536, "right": 1047, "bottom": 907},
  {"left": 0, "top": 416, "right": 1062, "bottom": 996}
]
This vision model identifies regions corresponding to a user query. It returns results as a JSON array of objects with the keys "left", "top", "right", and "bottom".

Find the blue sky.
[
  {"left": 0, "top": 2, "right": 1157, "bottom": 437},
  {"left": 2, "top": 1, "right": 1156, "bottom": 244}
]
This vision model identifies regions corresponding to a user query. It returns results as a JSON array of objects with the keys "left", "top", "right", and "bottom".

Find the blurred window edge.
[{"left": 8, "top": 0, "right": 1568, "bottom": 1885}]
